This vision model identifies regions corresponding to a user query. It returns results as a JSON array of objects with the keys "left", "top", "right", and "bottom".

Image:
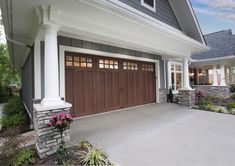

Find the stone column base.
[
  {"left": 177, "top": 89, "right": 195, "bottom": 107},
  {"left": 159, "top": 89, "right": 168, "bottom": 103},
  {"left": 33, "top": 102, "right": 72, "bottom": 158}
]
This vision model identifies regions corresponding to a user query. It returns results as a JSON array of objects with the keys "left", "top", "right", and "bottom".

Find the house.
[
  {"left": 190, "top": 29, "right": 235, "bottom": 86},
  {"left": 189, "top": 29, "right": 235, "bottom": 98},
  {"left": 0, "top": 0, "right": 208, "bottom": 158}
]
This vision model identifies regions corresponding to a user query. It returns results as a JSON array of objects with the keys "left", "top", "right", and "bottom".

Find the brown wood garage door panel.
[
  {"left": 65, "top": 52, "right": 156, "bottom": 117},
  {"left": 65, "top": 69, "right": 74, "bottom": 115}
]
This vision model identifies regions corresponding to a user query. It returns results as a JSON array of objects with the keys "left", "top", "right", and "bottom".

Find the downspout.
[{"left": 6, "top": 36, "right": 32, "bottom": 49}]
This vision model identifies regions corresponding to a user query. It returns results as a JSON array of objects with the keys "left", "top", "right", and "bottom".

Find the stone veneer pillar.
[
  {"left": 159, "top": 89, "right": 168, "bottom": 103},
  {"left": 33, "top": 102, "right": 72, "bottom": 158},
  {"left": 177, "top": 89, "right": 195, "bottom": 107},
  {"left": 177, "top": 57, "right": 195, "bottom": 107}
]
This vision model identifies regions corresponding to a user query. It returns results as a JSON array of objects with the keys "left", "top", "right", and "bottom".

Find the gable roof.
[
  {"left": 168, "top": 0, "right": 206, "bottom": 45},
  {"left": 191, "top": 29, "right": 235, "bottom": 60}
]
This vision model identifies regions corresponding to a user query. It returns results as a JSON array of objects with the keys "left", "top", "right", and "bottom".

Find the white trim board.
[
  {"left": 59, "top": 45, "right": 160, "bottom": 103},
  {"left": 141, "top": 0, "right": 156, "bottom": 12}
]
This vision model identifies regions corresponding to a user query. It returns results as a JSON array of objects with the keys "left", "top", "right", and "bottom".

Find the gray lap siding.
[{"left": 118, "top": 0, "right": 181, "bottom": 30}]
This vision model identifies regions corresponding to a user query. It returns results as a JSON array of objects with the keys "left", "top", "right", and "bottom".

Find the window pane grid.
[
  {"left": 170, "top": 63, "right": 183, "bottom": 91},
  {"left": 65, "top": 55, "right": 93, "bottom": 68},
  {"left": 123, "top": 62, "right": 138, "bottom": 70},
  {"left": 141, "top": 64, "right": 154, "bottom": 72},
  {"left": 99, "top": 59, "right": 118, "bottom": 69}
]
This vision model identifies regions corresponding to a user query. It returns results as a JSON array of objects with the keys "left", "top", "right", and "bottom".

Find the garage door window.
[
  {"left": 65, "top": 55, "right": 93, "bottom": 68},
  {"left": 123, "top": 62, "right": 138, "bottom": 70},
  {"left": 142, "top": 64, "right": 154, "bottom": 72},
  {"left": 99, "top": 59, "right": 118, "bottom": 69}
]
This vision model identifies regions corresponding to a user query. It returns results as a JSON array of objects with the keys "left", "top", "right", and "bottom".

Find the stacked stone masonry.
[
  {"left": 159, "top": 89, "right": 168, "bottom": 103},
  {"left": 192, "top": 85, "right": 230, "bottom": 99},
  {"left": 177, "top": 90, "right": 195, "bottom": 107},
  {"left": 33, "top": 103, "right": 71, "bottom": 158}
]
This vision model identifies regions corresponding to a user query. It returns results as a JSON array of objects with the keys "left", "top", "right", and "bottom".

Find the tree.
[{"left": 0, "top": 43, "right": 20, "bottom": 86}]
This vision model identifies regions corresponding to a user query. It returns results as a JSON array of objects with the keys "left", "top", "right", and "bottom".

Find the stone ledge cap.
[{"left": 33, "top": 102, "right": 72, "bottom": 111}]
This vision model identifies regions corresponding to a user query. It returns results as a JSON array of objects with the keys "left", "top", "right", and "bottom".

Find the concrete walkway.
[{"left": 71, "top": 103, "right": 235, "bottom": 166}]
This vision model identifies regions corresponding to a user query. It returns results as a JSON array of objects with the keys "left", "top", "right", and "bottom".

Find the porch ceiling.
[{"left": 1, "top": 0, "right": 208, "bottom": 67}]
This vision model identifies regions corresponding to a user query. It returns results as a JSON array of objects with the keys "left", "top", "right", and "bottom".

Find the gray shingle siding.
[
  {"left": 191, "top": 29, "right": 235, "bottom": 60},
  {"left": 58, "top": 36, "right": 166, "bottom": 89},
  {"left": 118, "top": 0, "right": 181, "bottom": 30}
]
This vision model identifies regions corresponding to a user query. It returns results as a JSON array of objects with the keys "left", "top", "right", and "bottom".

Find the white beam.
[
  {"left": 220, "top": 64, "right": 227, "bottom": 86},
  {"left": 182, "top": 57, "right": 191, "bottom": 90},
  {"left": 212, "top": 65, "right": 218, "bottom": 86}
]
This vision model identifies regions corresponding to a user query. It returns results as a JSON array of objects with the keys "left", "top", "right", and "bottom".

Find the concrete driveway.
[{"left": 71, "top": 103, "right": 235, "bottom": 165}]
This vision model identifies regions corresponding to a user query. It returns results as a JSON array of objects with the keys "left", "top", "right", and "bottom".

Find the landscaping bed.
[
  {"left": 192, "top": 86, "right": 235, "bottom": 115},
  {"left": 0, "top": 141, "right": 114, "bottom": 166}
]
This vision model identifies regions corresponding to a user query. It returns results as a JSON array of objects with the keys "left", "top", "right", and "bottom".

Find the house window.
[
  {"left": 99, "top": 59, "right": 118, "bottom": 69},
  {"left": 169, "top": 63, "right": 183, "bottom": 91},
  {"left": 123, "top": 62, "right": 138, "bottom": 70},
  {"left": 65, "top": 55, "right": 93, "bottom": 68},
  {"left": 141, "top": 0, "right": 156, "bottom": 12}
]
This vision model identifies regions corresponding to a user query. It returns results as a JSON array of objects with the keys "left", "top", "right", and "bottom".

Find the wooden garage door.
[{"left": 65, "top": 52, "right": 156, "bottom": 117}]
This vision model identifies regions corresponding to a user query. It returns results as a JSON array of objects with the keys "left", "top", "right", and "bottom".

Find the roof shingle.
[{"left": 191, "top": 29, "right": 235, "bottom": 60}]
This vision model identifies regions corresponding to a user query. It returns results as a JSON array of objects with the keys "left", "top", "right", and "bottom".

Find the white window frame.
[
  {"left": 141, "top": 0, "right": 156, "bottom": 12},
  {"left": 168, "top": 61, "right": 183, "bottom": 94}
]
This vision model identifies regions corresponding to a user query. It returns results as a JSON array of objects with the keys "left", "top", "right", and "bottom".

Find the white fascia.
[{"left": 185, "top": 0, "right": 206, "bottom": 45}]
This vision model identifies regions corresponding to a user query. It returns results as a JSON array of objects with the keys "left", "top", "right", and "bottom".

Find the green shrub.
[
  {"left": 0, "top": 113, "right": 26, "bottom": 129},
  {"left": 77, "top": 140, "right": 93, "bottom": 150},
  {"left": 231, "top": 93, "right": 235, "bottom": 100},
  {"left": 212, "top": 106, "right": 228, "bottom": 113},
  {"left": 0, "top": 96, "right": 27, "bottom": 129},
  {"left": 231, "top": 109, "right": 235, "bottom": 115},
  {"left": 226, "top": 102, "right": 235, "bottom": 110},
  {"left": 204, "top": 103, "right": 213, "bottom": 111},
  {"left": 230, "top": 84, "right": 235, "bottom": 93},
  {"left": 0, "top": 84, "right": 12, "bottom": 103},
  {"left": 12, "top": 149, "right": 35, "bottom": 166}
]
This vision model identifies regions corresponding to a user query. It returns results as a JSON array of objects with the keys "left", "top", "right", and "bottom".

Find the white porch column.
[
  {"left": 212, "top": 65, "right": 218, "bottom": 86},
  {"left": 220, "top": 64, "right": 227, "bottom": 86},
  {"left": 182, "top": 57, "right": 191, "bottom": 90},
  {"left": 41, "top": 24, "right": 62, "bottom": 105}
]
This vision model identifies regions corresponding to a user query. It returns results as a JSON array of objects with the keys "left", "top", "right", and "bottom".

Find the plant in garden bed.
[
  {"left": 195, "top": 90, "right": 206, "bottom": 109},
  {"left": 48, "top": 112, "right": 73, "bottom": 164},
  {"left": 0, "top": 96, "right": 30, "bottom": 135},
  {"left": 76, "top": 141, "right": 114, "bottom": 166},
  {"left": 226, "top": 102, "right": 235, "bottom": 110},
  {"left": 12, "top": 148, "right": 35, "bottom": 166},
  {"left": 230, "top": 84, "right": 235, "bottom": 93}
]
